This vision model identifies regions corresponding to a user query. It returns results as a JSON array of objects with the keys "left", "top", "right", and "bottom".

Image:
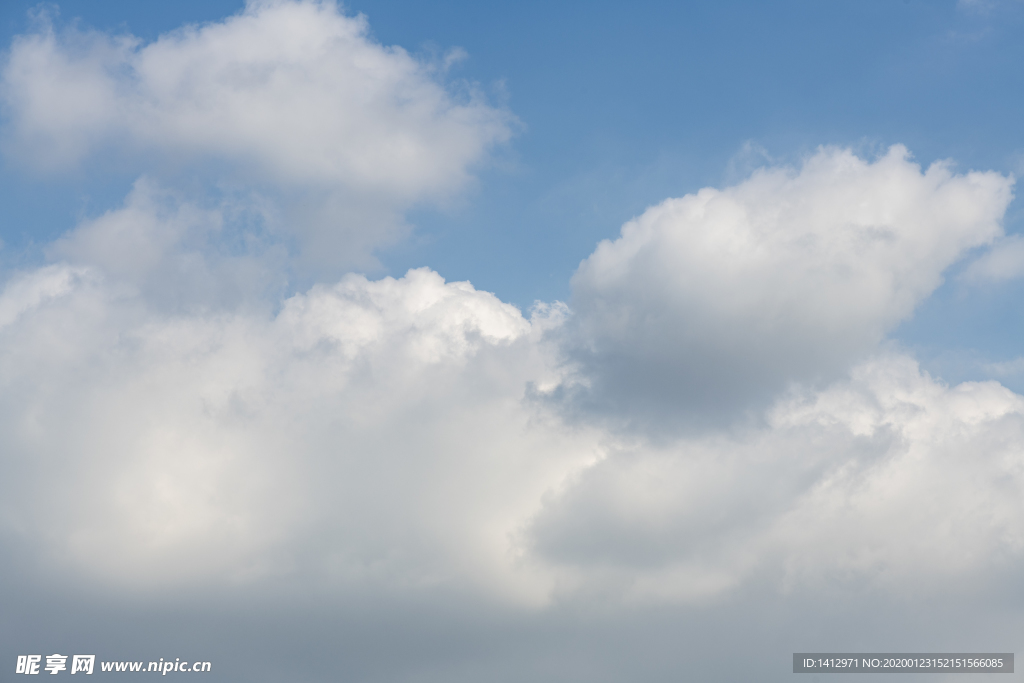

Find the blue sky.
[{"left": 2, "top": 2, "right": 1024, "bottom": 681}]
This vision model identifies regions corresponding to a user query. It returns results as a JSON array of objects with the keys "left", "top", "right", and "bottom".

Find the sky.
[{"left": 1, "top": 1, "right": 1024, "bottom": 681}]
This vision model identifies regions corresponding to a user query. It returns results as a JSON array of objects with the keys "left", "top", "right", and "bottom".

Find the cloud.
[
  {"left": 984, "top": 356, "right": 1024, "bottom": 377},
  {"left": 0, "top": 133, "right": 1018, "bottom": 610},
  {"left": 529, "top": 354, "right": 1024, "bottom": 603},
  {"left": 6, "top": 253, "right": 1024, "bottom": 614},
  {"left": 3, "top": 2, "right": 1023, "bottom": 669},
  {"left": 0, "top": 147, "right": 1022, "bottom": 678},
  {"left": 0, "top": 262, "right": 598, "bottom": 603},
  {"left": 46, "top": 177, "right": 286, "bottom": 311},
  {"left": 962, "top": 234, "right": 1024, "bottom": 281},
  {"left": 561, "top": 145, "right": 1014, "bottom": 429},
  {"left": 1, "top": 0, "right": 513, "bottom": 266}
]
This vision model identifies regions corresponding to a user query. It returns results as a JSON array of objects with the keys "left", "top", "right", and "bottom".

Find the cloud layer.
[
  {"left": 0, "top": 145, "right": 1020, "bottom": 610},
  {"left": 2, "top": 3, "right": 1023, "bottom": 680}
]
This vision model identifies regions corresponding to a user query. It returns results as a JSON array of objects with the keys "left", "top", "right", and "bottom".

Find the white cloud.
[
  {"left": 0, "top": 135, "right": 1023, "bottom": 683},
  {"left": 0, "top": 263, "right": 84, "bottom": 328},
  {"left": 4, "top": 0, "right": 1023, "bottom": 676},
  {"left": 529, "top": 355, "right": 1024, "bottom": 602},
  {"left": 26, "top": 272, "right": 1024, "bottom": 610},
  {"left": 2, "top": 0, "right": 1021, "bottom": 648},
  {"left": 46, "top": 177, "right": 286, "bottom": 311},
  {"left": 3, "top": 0, "right": 509, "bottom": 194},
  {"left": 4, "top": 259, "right": 1024, "bottom": 610},
  {"left": 1, "top": 138, "right": 1019, "bottom": 613},
  {"left": 2, "top": 0, "right": 513, "bottom": 266},
  {"left": 962, "top": 234, "right": 1024, "bottom": 281},
  {"left": 563, "top": 146, "right": 1014, "bottom": 427},
  {"left": 0, "top": 263, "right": 598, "bottom": 602}
]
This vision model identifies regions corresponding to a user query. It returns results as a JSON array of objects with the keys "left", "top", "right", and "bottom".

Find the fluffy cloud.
[
  {"left": 3, "top": 4, "right": 1022, "bottom": 669},
  {"left": 1, "top": 145, "right": 1023, "bottom": 680},
  {"left": 1, "top": 138, "right": 1020, "bottom": 608},
  {"left": 4, "top": 258, "right": 1023, "bottom": 611},
  {"left": 531, "top": 355, "right": 1024, "bottom": 601},
  {"left": 2, "top": 0, "right": 509, "bottom": 193},
  {"left": 0, "top": 263, "right": 599, "bottom": 602},
  {"left": 2, "top": 0, "right": 513, "bottom": 265},
  {"left": 563, "top": 146, "right": 1014, "bottom": 428}
]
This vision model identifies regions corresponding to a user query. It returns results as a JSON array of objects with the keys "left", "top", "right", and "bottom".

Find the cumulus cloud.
[
  {"left": 531, "top": 355, "right": 1024, "bottom": 602},
  {"left": 0, "top": 150, "right": 1021, "bottom": 683},
  {"left": 2, "top": 0, "right": 513, "bottom": 266},
  {"left": 562, "top": 145, "right": 1014, "bottom": 428},
  {"left": 0, "top": 135, "right": 1019, "bottom": 609},
  {"left": 0, "top": 263, "right": 599, "bottom": 602},
  {"left": 5, "top": 258, "right": 1024, "bottom": 614},
  {"left": 3, "top": 4, "right": 1023, "bottom": 670}
]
